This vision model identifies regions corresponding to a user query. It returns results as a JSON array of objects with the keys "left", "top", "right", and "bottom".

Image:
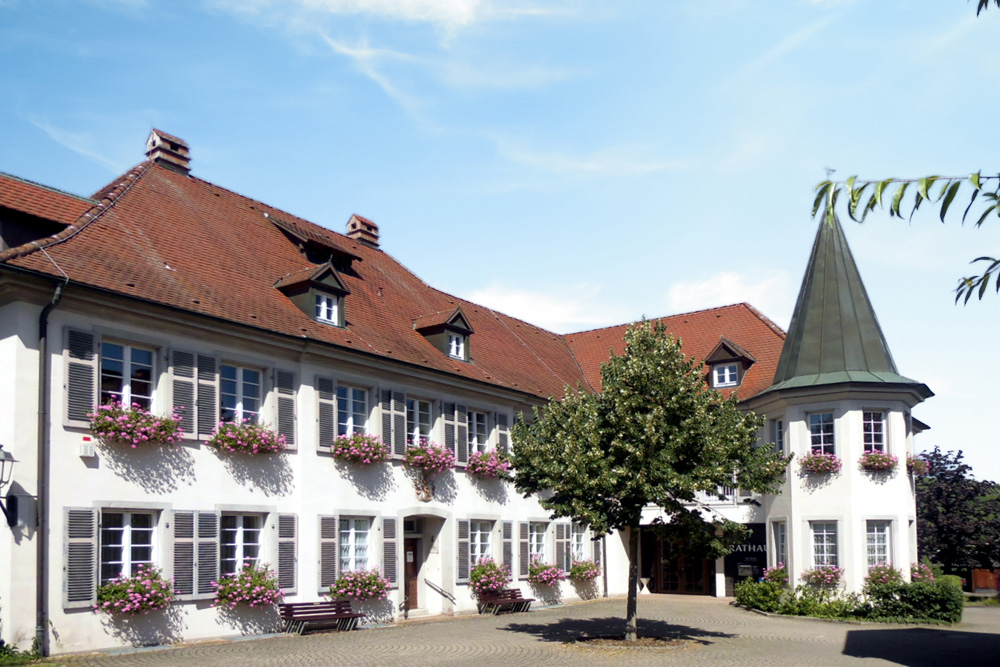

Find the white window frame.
[
  {"left": 811, "top": 521, "right": 838, "bottom": 567},
  {"left": 866, "top": 520, "right": 892, "bottom": 568},
  {"left": 528, "top": 522, "right": 547, "bottom": 562},
  {"left": 712, "top": 363, "right": 739, "bottom": 388},
  {"left": 808, "top": 412, "right": 835, "bottom": 455},
  {"left": 772, "top": 520, "right": 787, "bottom": 568},
  {"left": 220, "top": 513, "right": 264, "bottom": 576},
  {"left": 470, "top": 520, "right": 492, "bottom": 564},
  {"left": 448, "top": 333, "right": 465, "bottom": 360},
  {"left": 863, "top": 411, "right": 886, "bottom": 453},
  {"left": 220, "top": 363, "right": 262, "bottom": 423},
  {"left": 314, "top": 293, "right": 340, "bottom": 325},
  {"left": 337, "top": 385, "right": 368, "bottom": 436},
  {"left": 770, "top": 418, "right": 785, "bottom": 455},
  {"left": 100, "top": 341, "right": 156, "bottom": 411},
  {"left": 406, "top": 398, "right": 432, "bottom": 445},
  {"left": 99, "top": 510, "right": 156, "bottom": 584},
  {"left": 339, "top": 517, "right": 372, "bottom": 573},
  {"left": 468, "top": 410, "right": 489, "bottom": 454},
  {"left": 571, "top": 524, "right": 587, "bottom": 562}
]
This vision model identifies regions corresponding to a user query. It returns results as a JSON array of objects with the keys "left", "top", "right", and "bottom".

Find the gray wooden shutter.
[
  {"left": 391, "top": 391, "right": 406, "bottom": 457},
  {"left": 502, "top": 521, "right": 513, "bottom": 571},
  {"left": 171, "top": 351, "right": 197, "bottom": 438},
  {"left": 443, "top": 402, "right": 456, "bottom": 457},
  {"left": 65, "top": 328, "right": 97, "bottom": 427},
  {"left": 318, "top": 515, "right": 339, "bottom": 591},
  {"left": 518, "top": 522, "right": 529, "bottom": 580},
  {"left": 496, "top": 413, "right": 510, "bottom": 454},
  {"left": 380, "top": 389, "right": 393, "bottom": 454},
  {"left": 317, "top": 377, "right": 336, "bottom": 452},
  {"left": 197, "top": 512, "right": 219, "bottom": 597},
  {"left": 456, "top": 404, "right": 469, "bottom": 465},
  {"left": 278, "top": 514, "right": 297, "bottom": 594},
  {"left": 275, "top": 369, "right": 297, "bottom": 450},
  {"left": 196, "top": 355, "right": 218, "bottom": 439},
  {"left": 172, "top": 511, "right": 196, "bottom": 600},
  {"left": 456, "top": 519, "right": 470, "bottom": 584},
  {"left": 382, "top": 517, "right": 398, "bottom": 589},
  {"left": 64, "top": 507, "right": 97, "bottom": 608},
  {"left": 556, "top": 523, "right": 570, "bottom": 571}
]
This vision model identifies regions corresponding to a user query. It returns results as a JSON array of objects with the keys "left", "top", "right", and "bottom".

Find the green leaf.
[
  {"left": 970, "top": 172, "right": 982, "bottom": 190},
  {"left": 812, "top": 182, "right": 832, "bottom": 217},
  {"left": 962, "top": 188, "right": 980, "bottom": 224},
  {"left": 909, "top": 191, "right": 924, "bottom": 222},
  {"left": 979, "top": 272, "right": 990, "bottom": 300},
  {"left": 890, "top": 182, "right": 910, "bottom": 218},
  {"left": 848, "top": 182, "right": 870, "bottom": 222},
  {"left": 860, "top": 193, "right": 878, "bottom": 224},
  {"left": 940, "top": 180, "right": 962, "bottom": 222},
  {"left": 846, "top": 175, "right": 857, "bottom": 203},
  {"left": 917, "top": 176, "right": 938, "bottom": 202},
  {"left": 875, "top": 179, "right": 893, "bottom": 208},
  {"left": 974, "top": 204, "right": 996, "bottom": 228}
]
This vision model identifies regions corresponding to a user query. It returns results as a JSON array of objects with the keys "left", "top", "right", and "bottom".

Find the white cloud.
[
  {"left": 666, "top": 270, "right": 795, "bottom": 328},
  {"left": 730, "top": 17, "right": 833, "bottom": 82},
  {"left": 27, "top": 118, "right": 125, "bottom": 174},
  {"left": 462, "top": 283, "right": 631, "bottom": 333}
]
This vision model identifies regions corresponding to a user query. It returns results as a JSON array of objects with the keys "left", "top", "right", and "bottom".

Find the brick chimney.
[
  {"left": 145, "top": 129, "right": 191, "bottom": 174},
  {"left": 346, "top": 214, "right": 379, "bottom": 248}
]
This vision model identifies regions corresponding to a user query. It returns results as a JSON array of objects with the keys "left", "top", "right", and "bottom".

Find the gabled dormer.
[
  {"left": 275, "top": 262, "right": 351, "bottom": 327},
  {"left": 414, "top": 307, "right": 474, "bottom": 362},
  {"left": 269, "top": 214, "right": 362, "bottom": 271},
  {"left": 705, "top": 337, "right": 756, "bottom": 389}
]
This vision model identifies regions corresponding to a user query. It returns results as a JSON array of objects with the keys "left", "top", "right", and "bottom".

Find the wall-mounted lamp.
[{"left": 0, "top": 444, "right": 18, "bottom": 527}]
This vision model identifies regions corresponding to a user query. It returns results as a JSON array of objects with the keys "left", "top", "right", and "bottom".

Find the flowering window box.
[
  {"left": 208, "top": 419, "right": 286, "bottom": 454},
  {"left": 907, "top": 454, "right": 929, "bottom": 476},
  {"left": 469, "top": 557, "right": 511, "bottom": 598},
  {"left": 527, "top": 559, "right": 567, "bottom": 586},
  {"left": 568, "top": 559, "right": 600, "bottom": 583},
  {"left": 801, "top": 564, "right": 844, "bottom": 587},
  {"left": 860, "top": 450, "right": 898, "bottom": 472},
  {"left": 762, "top": 563, "right": 788, "bottom": 585},
  {"left": 865, "top": 564, "right": 903, "bottom": 586},
  {"left": 331, "top": 433, "right": 389, "bottom": 465},
  {"left": 799, "top": 450, "right": 842, "bottom": 474},
  {"left": 465, "top": 450, "right": 511, "bottom": 481},
  {"left": 89, "top": 400, "right": 183, "bottom": 448},
  {"left": 94, "top": 564, "right": 173, "bottom": 615},
  {"left": 403, "top": 439, "right": 455, "bottom": 477},
  {"left": 330, "top": 569, "right": 389, "bottom": 601},
  {"left": 213, "top": 562, "right": 284, "bottom": 608}
]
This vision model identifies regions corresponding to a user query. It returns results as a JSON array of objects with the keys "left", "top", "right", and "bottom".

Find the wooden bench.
[
  {"left": 279, "top": 600, "right": 365, "bottom": 634},
  {"left": 477, "top": 588, "right": 536, "bottom": 615}
]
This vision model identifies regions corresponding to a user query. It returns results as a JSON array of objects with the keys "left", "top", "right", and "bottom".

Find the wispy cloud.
[
  {"left": 731, "top": 17, "right": 833, "bottom": 82},
  {"left": 27, "top": 118, "right": 125, "bottom": 173},
  {"left": 666, "top": 270, "right": 795, "bottom": 329},
  {"left": 320, "top": 35, "right": 427, "bottom": 119},
  {"left": 463, "top": 283, "right": 631, "bottom": 333}
]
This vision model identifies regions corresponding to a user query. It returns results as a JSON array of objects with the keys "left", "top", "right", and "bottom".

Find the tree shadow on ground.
[
  {"left": 502, "top": 616, "right": 735, "bottom": 644},
  {"left": 843, "top": 628, "right": 1000, "bottom": 667},
  {"left": 99, "top": 442, "right": 196, "bottom": 493},
  {"left": 335, "top": 460, "right": 396, "bottom": 501}
]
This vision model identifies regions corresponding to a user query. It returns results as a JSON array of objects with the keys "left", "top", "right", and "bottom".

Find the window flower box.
[
  {"left": 799, "top": 450, "right": 842, "bottom": 474},
  {"left": 801, "top": 564, "right": 843, "bottom": 587},
  {"left": 331, "top": 433, "right": 389, "bottom": 465},
  {"left": 907, "top": 454, "right": 930, "bottom": 476},
  {"left": 527, "top": 559, "right": 567, "bottom": 586},
  {"left": 94, "top": 564, "right": 173, "bottom": 615},
  {"left": 568, "top": 559, "right": 600, "bottom": 583},
  {"left": 860, "top": 450, "right": 898, "bottom": 472},
  {"left": 208, "top": 419, "right": 286, "bottom": 454},
  {"left": 465, "top": 450, "right": 511, "bottom": 481},
  {"left": 330, "top": 569, "right": 389, "bottom": 602},
  {"left": 865, "top": 564, "right": 903, "bottom": 586},
  {"left": 403, "top": 439, "right": 455, "bottom": 477},
  {"left": 762, "top": 563, "right": 788, "bottom": 586},
  {"left": 89, "top": 400, "right": 183, "bottom": 448},
  {"left": 213, "top": 562, "right": 284, "bottom": 608},
  {"left": 469, "top": 557, "right": 511, "bottom": 598}
]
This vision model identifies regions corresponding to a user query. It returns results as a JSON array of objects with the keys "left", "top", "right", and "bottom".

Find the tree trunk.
[{"left": 625, "top": 526, "right": 639, "bottom": 641}]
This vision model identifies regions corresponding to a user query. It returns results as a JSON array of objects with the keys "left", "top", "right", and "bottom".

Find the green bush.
[
  {"left": 863, "top": 580, "right": 964, "bottom": 623},
  {"left": 734, "top": 579, "right": 784, "bottom": 612},
  {"left": 939, "top": 574, "right": 963, "bottom": 590}
]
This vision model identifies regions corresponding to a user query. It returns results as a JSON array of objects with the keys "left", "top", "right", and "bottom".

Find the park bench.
[
  {"left": 278, "top": 600, "right": 365, "bottom": 634},
  {"left": 477, "top": 588, "right": 536, "bottom": 615}
]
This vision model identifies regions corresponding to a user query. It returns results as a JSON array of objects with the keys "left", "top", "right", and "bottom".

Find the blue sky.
[{"left": 2, "top": 0, "right": 999, "bottom": 481}]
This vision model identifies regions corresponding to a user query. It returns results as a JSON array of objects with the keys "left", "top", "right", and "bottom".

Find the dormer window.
[
  {"left": 712, "top": 363, "right": 739, "bottom": 388},
  {"left": 275, "top": 262, "right": 350, "bottom": 328},
  {"left": 315, "top": 293, "right": 340, "bottom": 324},
  {"left": 705, "top": 337, "right": 756, "bottom": 391},
  {"left": 448, "top": 333, "right": 466, "bottom": 360},
  {"left": 414, "top": 307, "right": 474, "bottom": 362}
]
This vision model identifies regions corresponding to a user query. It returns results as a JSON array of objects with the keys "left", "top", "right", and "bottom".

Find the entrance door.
[
  {"left": 404, "top": 538, "right": 421, "bottom": 610},
  {"left": 655, "top": 539, "right": 713, "bottom": 595}
]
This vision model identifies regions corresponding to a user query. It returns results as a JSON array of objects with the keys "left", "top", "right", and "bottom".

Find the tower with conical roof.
[{"left": 745, "top": 216, "right": 932, "bottom": 594}]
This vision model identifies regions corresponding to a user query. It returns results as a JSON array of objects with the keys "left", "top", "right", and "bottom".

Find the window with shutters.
[
  {"left": 337, "top": 385, "right": 368, "bottom": 436},
  {"left": 808, "top": 412, "right": 835, "bottom": 455},
  {"left": 811, "top": 521, "right": 838, "bottom": 567},
  {"left": 866, "top": 520, "right": 891, "bottom": 567},
  {"left": 863, "top": 411, "right": 886, "bottom": 453},
  {"left": 220, "top": 514, "right": 263, "bottom": 575},
  {"left": 406, "top": 398, "right": 432, "bottom": 445},
  {"left": 100, "top": 511, "right": 156, "bottom": 584},
  {"left": 571, "top": 524, "right": 587, "bottom": 562},
  {"left": 468, "top": 411, "right": 488, "bottom": 454},
  {"left": 529, "top": 522, "right": 547, "bottom": 561},
  {"left": 470, "top": 521, "right": 492, "bottom": 564},
  {"left": 220, "top": 364, "right": 261, "bottom": 423},
  {"left": 339, "top": 517, "right": 371, "bottom": 572},
  {"left": 100, "top": 342, "right": 155, "bottom": 410}
]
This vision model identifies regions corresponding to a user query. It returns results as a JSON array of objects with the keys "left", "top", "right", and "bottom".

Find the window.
[
  {"left": 339, "top": 517, "right": 371, "bottom": 572},
  {"left": 100, "top": 511, "right": 155, "bottom": 584},
  {"left": 772, "top": 521, "right": 787, "bottom": 567},
  {"left": 470, "top": 520, "right": 492, "bottom": 564},
  {"left": 315, "top": 293, "right": 340, "bottom": 325},
  {"left": 811, "top": 521, "right": 838, "bottom": 567},
  {"left": 220, "top": 514, "right": 263, "bottom": 575},
  {"left": 571, "top": 524, "right": 587, "bottom": 562},
  {"left": 528, "top": 522, "right": 547, "bottom": 561},
  {"left": 712, "top": 363, "right": 739, "bottom": 388},
  {"left": 406, "top": 398, "right": 432, "bottom": 444},
  {"left": 337, "top": 385, "right": 368, "bottom": 436},
  {"left": 220, "top": 364, "right": 261, "bottom": 423},
  {"left": 809, "top": 412, "right": 835, "bottom": 455},
  {"left": 770, "top": 419, "right": 785, "bottom": 455},
  {"left": 448, "top": 333, "right": 465, "bottom": 360},
  {"left": 468, "top": 411, "right": 488, "bottom": 453},
  {"left": 100, "top": 342, "right": 155, "bottom": 410},
  {"left": 866, "top": 520, "right": 891, "bottom": 567},
  {"left": 863, "top": 411, "right": 886, "bottom": 453}
]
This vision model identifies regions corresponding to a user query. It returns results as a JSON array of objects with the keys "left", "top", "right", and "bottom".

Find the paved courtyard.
[{"left": 59, "top": 595, "right": 1000, "bottom": 666}]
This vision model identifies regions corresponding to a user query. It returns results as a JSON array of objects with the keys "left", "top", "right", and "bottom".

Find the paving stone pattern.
[{"left": 59, "top": 595, "right": 1000, "bottom": 666}]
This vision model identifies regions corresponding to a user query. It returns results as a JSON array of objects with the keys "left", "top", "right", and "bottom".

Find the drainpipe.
[{"left": 36, "top": 279, "right": 66, "bottom": 657}]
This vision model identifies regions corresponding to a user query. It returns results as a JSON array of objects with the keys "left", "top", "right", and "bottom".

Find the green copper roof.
[{"left": 764, "top": 216, "right": 930, "bottom": 397}]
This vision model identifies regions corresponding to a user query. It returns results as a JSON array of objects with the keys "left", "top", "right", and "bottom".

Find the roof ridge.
[
  {"left": 740, "top": 303, "right": 787, "bottom": 340},
  {"left": 0, "top": 170, "right": 98, "bottom": 204},
  {"left": 0, "top": 161, "right": 153, "bottom": 263},
  {"left": 564, "top": 302, "right": 751, "bottom": 337}
]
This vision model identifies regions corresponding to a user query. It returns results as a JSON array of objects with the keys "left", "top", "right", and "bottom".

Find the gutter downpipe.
[{"left": 37, "top": 278, "right": 66, "bottom": 657}]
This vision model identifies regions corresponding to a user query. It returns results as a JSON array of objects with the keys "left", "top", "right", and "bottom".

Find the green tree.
[
  {"left": 511, "top": 321, "right": 787, "bottom": 641},
  {"left": 916, "top": 447, "right": 1000, "bottom": 572}
]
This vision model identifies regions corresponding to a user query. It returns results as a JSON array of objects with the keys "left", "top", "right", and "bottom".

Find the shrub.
[
  {"left": 800, "top": 450, "right": 842, "bottom": 474},
  {"left": 331, "top": 433, "right": 389, "bottom": 465},
  {"left": 907, "top": 454, "right": 930, "bottom": 476},
  {"left": 911, "top": 561, "right": 936, "bottom": 583},
  {"left": 734, "top": 579, "right": 784, "bottom": 612},
  {"left": 568, "top": 559, "right": 601, "bottom": 582},
  {"left": 403, "top": 439, "right": 455, "bottom": 476},
  {"left": 331, "top": 569, "right": 389, "bottom": 601},
  {"left": 762, "top": 563, "right": 788, "bottom": 585},
  {"left": 213, "top": 562, "right": 284, "bottom": 608},
  {"left": 865, "top": 564, "right": 903, "bottom": 587},
  {"left": 859, "top": 450, "right": 899, "bottom": 472},
  {"left": 777, "top": 585, "right": 860, "bottom": 618},
  {"left": 469, "top": 558, "right": 511, "bottom": 597},
  {"left": 863, "top": 580, "right": 964, "bottom": 623},
  {"left": 939, "top": 574, "right": 964, "bottom": 590},
  {"left": 94, "top": 564, "right": 172, "bottom": 615},
  {"left": 208, "top": 419, "right": 286, "bottom": 454},
  {"left": 527, "top": 559, "right": 567, "bottom": 586},
  {"left": 801, "top": 564, "right": 844, "bottom": 587},
  {"left": 465, "top": 449, "right": 511, "bottom": 480},
  {"left": 89, "top": 400, "right": 183, "bottom": 447}
]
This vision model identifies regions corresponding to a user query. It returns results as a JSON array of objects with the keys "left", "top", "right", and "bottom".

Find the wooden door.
[
  {"left": 404, "top": 538, "right": 420, "bottom": 610},
  {"left": 655, "top": 539, "right": 713, "bottom": 595}
]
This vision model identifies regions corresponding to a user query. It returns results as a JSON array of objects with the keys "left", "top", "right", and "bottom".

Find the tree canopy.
[{"left": 511, "top": 321, "right": 786, "bottom": 640}]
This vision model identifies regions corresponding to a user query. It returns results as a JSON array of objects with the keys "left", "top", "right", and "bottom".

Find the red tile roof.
[{"left": 0, "top": 172, "right": 95, "bottom": 226}]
